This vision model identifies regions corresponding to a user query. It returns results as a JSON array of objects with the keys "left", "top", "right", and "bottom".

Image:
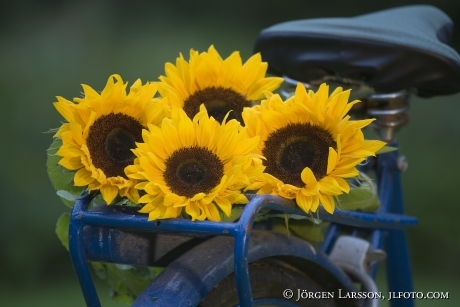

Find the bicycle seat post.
[{"left": 363, "top": 90, "right": 410, "bottom": 142}]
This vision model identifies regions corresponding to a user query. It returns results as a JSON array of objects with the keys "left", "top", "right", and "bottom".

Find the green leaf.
[
  {"left": 55, "top": 212, "right": 71, "bottom": 250},
  {"left": 377, "top": 145, "right": 397, "bottom": 154},
  {"left": 271, "top": 216, "right": 328, "bottom": 243},
  {"left": 220, "top": 205, "right": 245, "bottom": 222},
  {"left": 337, "top": 188, "right": 380, "bottom": 212},
  {"left": 91, "top": 262, "right": 163, "bottom": 304},
  {"left": 56, "top": 190, "right": 79, "bottom": 202},
  {"left": 288, "top": 219, "right": 329, "bottom": 242},
  {"left": 46, "top": 137, "right": 84, "bottom": 208},
  {"left": 337, "top": 173, "right": 380, "bottom": 212}
]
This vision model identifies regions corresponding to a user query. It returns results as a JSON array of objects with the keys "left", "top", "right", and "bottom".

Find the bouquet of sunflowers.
[{"left": 47, "top": 45, "right": 385, "bottom": 302}]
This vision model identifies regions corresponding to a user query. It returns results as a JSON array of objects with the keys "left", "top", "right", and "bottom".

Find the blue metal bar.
[
  {"left": 232, "top": 195, "right": 287, "bottom": 307},
  {"left": 75, "top": 196, "right": 416, "bottom": 234},
  {"left": 232, "top": 196, "right": 261, "bottom": 307},
  {"left": 320, "top": 208, "right": 417, "bottom": 229},
  {"left": 76, "top": 210, "right": 239, "bottom": 236},
  {"left": 320, "top": 223, "right": 341, "bottom": 254},
  {"left": 69, "top": 177, "right": 417, "bottom": 306},
  {"left": 376, "top": 149, "right": 415, "bottom": 307},
  {"left": 69, "top": 202, "right": 102, "bottom": 307}
]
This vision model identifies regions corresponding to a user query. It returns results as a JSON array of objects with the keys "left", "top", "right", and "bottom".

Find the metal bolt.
[{"left": 397, "top": 155, "right": 409, "bottom": 172}]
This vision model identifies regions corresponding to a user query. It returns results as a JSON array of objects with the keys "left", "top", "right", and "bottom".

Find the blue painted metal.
[
  {"left": 133, "top": 230, "right": 356, "bottom": 306},
  {"left": 320, "top": 144, "right": 417, "bottom": 307},
  {"left": 69, "top": 210, "right": 101, "bottom": 307},
  {"left": 69, "top": 145, "right": 418, "bottom": 306},
  {"left": 376, "top": 148, "right": 415, "bottom": 307}
]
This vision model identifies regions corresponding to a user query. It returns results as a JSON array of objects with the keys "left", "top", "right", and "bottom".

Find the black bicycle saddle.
[{"left": 254, "top": 5, "right": 460, "bottom": 97}]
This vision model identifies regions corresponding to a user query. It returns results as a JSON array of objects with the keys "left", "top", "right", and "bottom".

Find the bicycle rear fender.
[{"left": 133, "top": 229, "right": 356, "bottom": 307}]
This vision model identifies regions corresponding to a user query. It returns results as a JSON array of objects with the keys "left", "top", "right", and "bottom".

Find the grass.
[{"left": 1, "top": 278, "right": 125, "bottom": 307}]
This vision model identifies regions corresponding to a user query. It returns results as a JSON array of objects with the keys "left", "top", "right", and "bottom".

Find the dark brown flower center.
[
  {"left": 87, "top": 113, "right": 143, "bottom": 177},
  {"left": 184, "top": 86, "right": 251, "bottom": 123},
  {"left": 163, "top": 146, "right": 224, "bottom": 197},
  {"left": 263, "top": 123, "right": 336, "bottom": 186}
]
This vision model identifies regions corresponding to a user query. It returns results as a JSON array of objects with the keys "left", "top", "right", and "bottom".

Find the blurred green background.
[{"left": 1, "top": 0, "right": 459, "bottom": 306}]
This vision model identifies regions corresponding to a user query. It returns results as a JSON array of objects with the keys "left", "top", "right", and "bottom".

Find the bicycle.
[{"left": 67, "top": 4, "right": 460, "bottom": 307}]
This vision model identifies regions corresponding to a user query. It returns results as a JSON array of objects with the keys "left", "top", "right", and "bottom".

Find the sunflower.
[
  {"left": 156, "top": 45, "right": 283, "bottom": 123},
  {"left": 126, "top": 105, "right": 264, "bottom": 221},
  {"left": 53, "top": 74, "right": 166, "bottom": 204},
  {"left": 242, "top": 83, "right": 386, "bottom": 214}
]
